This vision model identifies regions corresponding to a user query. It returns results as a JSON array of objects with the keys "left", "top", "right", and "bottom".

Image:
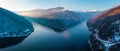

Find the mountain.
[
  {"left": 18, "top": 7, "right": 84, "bottom": 32},
  {"left": 17, "top": 7, "right": 99, "bottom": 32},
  {"left": 18, "top": 7, "right": 85, "bottom": 21},
  {"left": 87, "top": 6, "right": 120, "bottom": 51},
  {"left": 79, "top": 11, "right": 100, "bottom": 19},
  {"left": 18, "top": 7, "right": 100, "bottom": 19},
  {"left": 0, "top": 7, "right": 34, "bottom": 48}
]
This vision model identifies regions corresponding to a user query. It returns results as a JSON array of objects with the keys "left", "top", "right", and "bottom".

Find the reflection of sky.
[{"left": 1, "top": 0, "right": 120, "bottom": 11}]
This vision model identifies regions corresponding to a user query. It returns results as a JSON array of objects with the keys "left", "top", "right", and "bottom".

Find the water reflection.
[
  {"left": 63, "top": 30, "right": 70, "bottom": 39},
  {"left": 0, "top": 20, "right": 91, "bottom": 51},
  {"left": 0, "top": 36, "right": 27, "bottom": 48}
]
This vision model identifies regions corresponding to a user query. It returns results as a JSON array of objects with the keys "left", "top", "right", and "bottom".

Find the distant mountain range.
[
  {"left": 17, "top": 7, "right": 100, "bottom": 32},
  {"left": 79, "top": 11, "right": 100, "bottom": 19},
  {"left": 17, "top": 7, "right": 100, "bottom": 19}
]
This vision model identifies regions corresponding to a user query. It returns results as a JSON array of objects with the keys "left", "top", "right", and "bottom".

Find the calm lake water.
[{"left": 0, "top": 20, "right": 91, "bottom": 51}]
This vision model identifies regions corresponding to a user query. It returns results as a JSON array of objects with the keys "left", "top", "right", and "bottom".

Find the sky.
[{"left": 1, "top": 0, "right": 120, "bottom": 11}]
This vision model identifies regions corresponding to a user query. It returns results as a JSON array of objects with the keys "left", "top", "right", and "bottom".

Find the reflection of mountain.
[
  {"left": 18, "top": 7, "right": 99, "bottom": 32},
  {"left": 87, "top": 6, "right": 120, "bottom": 51},
  {"left": 0, "top": 37, "right": 27, "bottom": 48},
  {"left": 0, "top": 7, "right": 34, "bottom": 48}
]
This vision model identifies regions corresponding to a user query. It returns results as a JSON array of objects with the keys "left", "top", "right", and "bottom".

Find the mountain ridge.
[
  {"left": 87, "top": 5, "right": 120, "bottom": 51},
  {"left": 90, "top": 5, "right": 120, "bottom": 23}
]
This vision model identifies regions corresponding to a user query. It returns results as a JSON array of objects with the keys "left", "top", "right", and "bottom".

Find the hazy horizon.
[{"left": 1, "top": 0, "right": 120, "bottom": 11}]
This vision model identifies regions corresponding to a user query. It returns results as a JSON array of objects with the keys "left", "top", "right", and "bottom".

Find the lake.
[{"left": 0, "top": 20, "right": 91, "bottom": 51}]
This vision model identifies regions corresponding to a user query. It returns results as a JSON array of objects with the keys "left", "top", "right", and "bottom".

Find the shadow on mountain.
[
  {"left": 0, "top": 7, "right": 34, "bottom": 49},
  {"left": 26, "top": 17, "right": 81, "bottom": 32},
  {"left": 0, "top": 36, "right": 27, "bottom": 48},
  {"left": 87, "top": 6, "right": 120, "bottom": 51}
]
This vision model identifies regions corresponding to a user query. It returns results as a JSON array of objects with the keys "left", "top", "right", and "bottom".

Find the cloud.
[{"left": 114, "top": 4, "right": 120, "bottom": 7}]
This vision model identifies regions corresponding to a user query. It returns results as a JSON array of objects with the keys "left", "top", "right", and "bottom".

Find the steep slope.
[
  {"left": 0, "top": 7, "right": 34, "bottom": 37},
  {"left": 0, "top": 7, "right": 34, "bottom": 48},
  {"left": 87, "top": 6, "right": 120, "bottom": 51},
  {"left": 88, "top": 5, "right": 120, "bottom": 27},
  {"left": 18, "top": 7, "right": 83, "bottom": 32}
]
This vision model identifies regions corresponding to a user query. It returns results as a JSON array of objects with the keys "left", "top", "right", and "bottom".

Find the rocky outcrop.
[{"left": 87, "top": 6, "right": 120, "bottom": 51}]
